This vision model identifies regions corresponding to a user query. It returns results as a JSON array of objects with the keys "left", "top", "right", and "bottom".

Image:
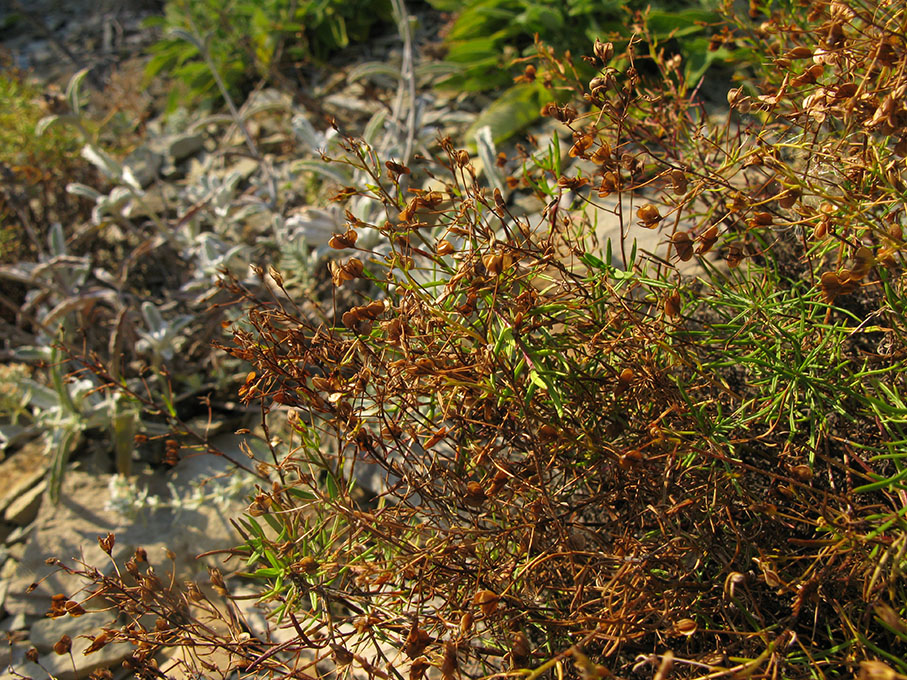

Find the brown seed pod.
[
  {"left": 673, "top": 618, "right": 698, "bottom": 636},
  {"left": 598, "top": 171, "right": 619, "bottom": 196},
  {"left": 777, "top": 188, "right": 800, "bottom": 209},
  {"left": 790, "top": 464, "right": 813, "bottom": 482},
  {"left": 670, "top": 169, "right": 688, "bottom": 195},
  {"left": 328, "top": 229, "right": 358, "bottom": 249},
  {"left": 474, "top": 589, "right": 500, "bottom": 615},
  {"left": 590, "top": 141, "right": 612, "bottom": 164},
  {"left": 672, "top": 231, "right": 695, "bottom": 261},
  {"left": 569, "top": 133, "right": 595, "bottom": 158},
  {"left": 786, "top": 46, "right": 814, "bottom": 59},
  {"left": 664, "top": 290, "right": 682, "bottom": 318},
  {"left": 818, "top": 271, "right": 857, "bottom": 302},
  {"left": 511, "top": 632, "right": 531, "bottom": 667},
  {"left": 54, "top": 635, "right": 72, "bottom": 655},
  {"left": 594, "top": 39, "right": 614, "bottom": 63},
  {"left": 464, "top": 481, "right": 487, "bottom": 506},
  {"left": 385, "top": 160, "right": 410, "bottom": 176},
  {"left": 636, "top": 203, "right": 662, "bottom": 228},
  {"left": 83, "top": 631, "right": 112, "bottom": 655},
  {"left": 330, "top": 258, "right": 364, "bottom": 286},
  {"left": 98, "top": 533, "right": 115, "bottom": 555},
  {"left": 751, "top": 211, "right": 774, "bottom": 226},
  {"left": 696, "top": 225, "right": 719, "bottom": 255},
  {"left": 459, "top": 611, "right": 474, "bottom": 636},
  {"left": 403, "top": 624, "right": 432, "bottom": 659},
  {"left": 792, "top": 63, "right": 824, "bottom": 86},
  {"left": 441, "top": 641, "right": 459, "bottom": 680},
  {"left": 726, "top": 246, "right": 745, "bottom": 268}
]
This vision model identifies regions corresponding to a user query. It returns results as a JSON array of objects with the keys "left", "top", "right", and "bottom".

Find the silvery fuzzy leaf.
[
  {"left": 0, "top": 424, "right": 35, "bottom": 451},
  {"left": 65, "top": 66, "right": 92, "bottom": 117},
  {"left": 363, "top": 109, "right": 388, "bottom": 148},
  {"left": 66, "top": 182, "right": 102, "bottom": 200},
  {"left": 19, "top": 378, "right": 62, "bottom": 411},
  {"left": 48, "top": 222, "right": 67, "bottom": 257},
  {"left": 284, "top": 207, "right": 343, "bottom": 247},
  {"left": 42, "top": 289, "right": 118, "bottom": 329},
  {"left": 141, "top": 301, "right": 168, "bottom": 336},
  {"left": 475, "top": 125, "right": 504, "bottom": 193},
  {"left": 347, "top": 61, "right": 401, "bottom": 88},
  {"left": 12, "top": 345, "right": 52, "bottom": 362},
  {"left": 36, "top": 113, "right": 82, "bottom": 137},
  {"left": 291, "top": 113, "right": 323, "bottom": 154},
  {"left": 0, "top": 262, "right": 39, "bottom": 285},
  {"left": 81, "top": 143, "right": 123, "bottom": 181},
  {"left": 290, "top": 159, "right": 353, "bottom": 186}
]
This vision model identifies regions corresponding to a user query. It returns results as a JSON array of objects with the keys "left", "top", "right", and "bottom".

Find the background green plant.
[
  {"left": 429, "top": 0, "right": 724, "bottom": 92},
  {"left": 0, "top": 70, "right": 94, "bottom": 262},
  {"left": 144, "top": 0, "right": 395, "bottom": 111},
  {"left": 430, "top": 0, "right": 743, "bottom": 143}
]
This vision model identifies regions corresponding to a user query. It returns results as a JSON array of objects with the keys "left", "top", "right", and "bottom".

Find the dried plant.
[{"left": 43, "top": 0, "right": 907, "bottom": 678}]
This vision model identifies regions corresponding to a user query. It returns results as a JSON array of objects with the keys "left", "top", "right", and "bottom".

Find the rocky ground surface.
[{"left": 0, "top": 3, "right": 719, "bottom": 678}]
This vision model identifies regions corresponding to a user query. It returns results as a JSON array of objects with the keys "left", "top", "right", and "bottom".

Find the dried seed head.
[
  {"left": 636, "top": 203, "right": 662, "bottom": 228},
  {"left": 670, "top": 169, "right": 688, "bottom": 195},
  {"left": 474, "top": 589, "right": 500, "bottom": 615},
  {"left": 385, "top": 160, "right": 410, "bottom": 176},
  {"left": 410, "top": 657, "right": 431, "bottom": 680},
  {"left": 465, "top": 481, "right": 487, "bottom": 506},
  {"left": 790, "top": 464, "right": 813, "bottom": 482},
  {"left": 594, "top": 39, "right": 614, "bottom": 63},
  {"left": 441, "top": 641, "right": 458, "bottom": 680},
  {"left": 727, "top": 87, "right": 751, "bottom": 112},
  {"left": 84, "top": 631, "right": 112, "bottom": 656},
  {"left": 511, "top": 632, "right": 531, "bottom": 666},
  {"left": 598, "top": 171, "right": 619, "bottom": 196},
  {"left": 403, "top": 624, "right": 432, "bottom": 659},
  {"left": 494, "top": 187, "right": 507, "bottom": 213},
  {"left": 54, "top": 635, "right": 72, "bottom": 655},
  {"left": 664, "top": 290, "right": 682, "bottom": 318},
  {"left": 777, "top": 188, "right": 800, "bottom": 209},
  {"left": 696, "top": 225, "right": 719, "bottom": 255},
  {"left": 819, "top": 271, "right": 857, "bottom": 302},
  {"left": 482, "top": 251, "right": 513, "bottom": 276},
  {"left": 672, "top": 231, "right": 695, "bottom": 261},
  {"left": 328, "top": 229, "right": 358, "bottom": 249},
  {"left": 456, "top": 150, "right": 470, "bottom": 167},
  {"left": 726, "top": 246, "right": 745, "bottom": 268},
  {"left": 330, "top": 258, "right": 365, "bottom": 287},
  {"left": 459, "top": 611, "right": 474, "bottom": 636},
  {"left": 615, "top": 367, "right": 635, "bottom": 396},
  {"left": 65, "top": 600, "right": 86, "bottom": 616},
  {"left": 673, "top": 618, "right": 698, "bottom": 636},
  {"left": 792, "top": 63, "right": 824, "bottom": 86},
  {"left": 558, "top": 175, "right": 590, "bottom": 190},
  {"left": 98, "top": 533, "right": 115, "bottom": 555},
  {"left": 591, "top": 141, "right": 611, "bottom": 163},
  {"left": 569, "top": 133, "right": 595, "bottom": 158},
  {"left": 848, "top": 246, "right": 875, "bottom": 280}
]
